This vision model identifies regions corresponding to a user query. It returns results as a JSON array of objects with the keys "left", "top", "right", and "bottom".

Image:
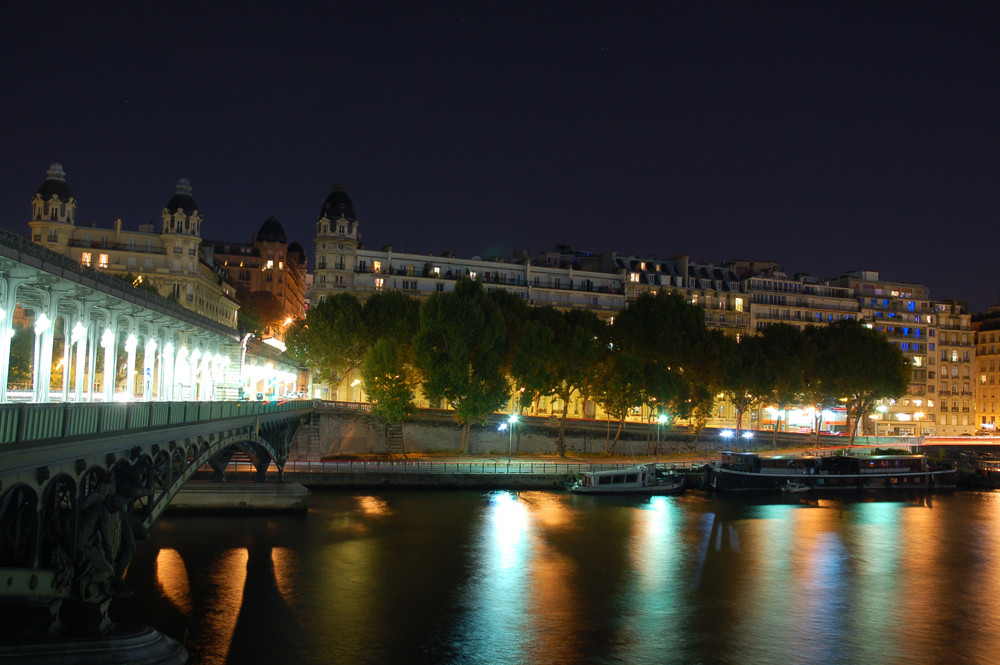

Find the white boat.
[
  {"left": 569, "top": 463, "right": 685, "bottom": 495},
  {"left": 781, "top": 481, "right": 810, "bottom": 494}
]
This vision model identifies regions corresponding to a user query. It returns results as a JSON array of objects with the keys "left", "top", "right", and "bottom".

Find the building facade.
[
  {"left": 28, "top": 164, "right": 239, "bottom": 329},
  {"left": 212, "top": 216, "right": 308, "bottom": 339}
]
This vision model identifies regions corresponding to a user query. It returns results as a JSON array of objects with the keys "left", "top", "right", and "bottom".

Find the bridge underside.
[{"left": 0, "top": 407, "right": 308, "bottom": 641}]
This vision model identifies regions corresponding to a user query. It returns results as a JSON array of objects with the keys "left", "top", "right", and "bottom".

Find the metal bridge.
[{"left": 0, "top": 398, "right": 312, "bottom": 648}]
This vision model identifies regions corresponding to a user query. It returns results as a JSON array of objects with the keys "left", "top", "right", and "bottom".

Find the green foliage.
[
  {"left": 7, "top": 323, "right": 33, "bottom": 386},
  {"left": 361, "top": 338, "right": 417, "bottom": 424},
  {"left": 413, "top": 279, "right": 509, "bottom": 451},
  {"left": 110, "top": 272, "right": 161, "bottom": 297},
  {"left": 238, "top": 290, "right": 285, "bottom": 336},
  {"left": 814, "top": 319, "right": 910, "bottom": 443},
  {"left": 285, "top": 293, "right": 366, "bottom": 387},
  {"left": 722, "top": 333, "right": 774, "bottom": 433}
]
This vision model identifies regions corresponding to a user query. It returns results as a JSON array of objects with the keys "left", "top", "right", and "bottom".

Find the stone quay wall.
[{"left": 288, "top": 404, "right": 836, "bottom": 460}]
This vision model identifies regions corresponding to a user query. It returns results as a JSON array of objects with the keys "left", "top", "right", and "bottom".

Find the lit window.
[
  {"left": 734, "top": 297, "right": 744, "bottom": 312},
  {"left": 81, "top": 252, "right": 91, "bottom": 267},
  {"left": 629, "top": 273, "right": 639, "bottom": 283},
  {"left": 374, "top": 277, "right": 385, "bottom": 291},
  {"left": 373, "top": 261, "right": 382, "bottom": 274},
  {"left": 98, "top": 254, "right": 108, "bottom": 268},
  {"left": 266, "top": 260, "right": 274, "bottom": 269}
]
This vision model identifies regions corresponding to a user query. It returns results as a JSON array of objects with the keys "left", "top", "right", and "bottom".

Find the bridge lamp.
[
  {"left": 145, "top": 338, "right": 157, "bottom": 355},
  {"left": 34, "top": 312, "right": 51, "bottom": 336},
  {"left": 71, "top": 322, "right": 87, "bottom": 345},
  {"left": 124, "top": 334, "right": 137, "bottom": 353},
  {"left": 100, "top": 329, "right": 114, "bottom": 349},
  {"left": 720, "top": 430, "right": 734, "bottom": 439}
]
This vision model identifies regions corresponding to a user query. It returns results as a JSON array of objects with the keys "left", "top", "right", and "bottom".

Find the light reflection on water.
[{"left": 119, "top": 491, "right": 1000, "bottom": 665}]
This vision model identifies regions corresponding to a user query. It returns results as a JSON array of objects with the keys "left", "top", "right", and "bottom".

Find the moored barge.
[{"left": 707, "top": 451, "right": 956, "bottom": 492}]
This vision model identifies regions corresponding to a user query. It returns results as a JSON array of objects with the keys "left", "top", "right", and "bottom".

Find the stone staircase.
[{"left": 386, "top": 424, "right": 405, "bottom": 456}]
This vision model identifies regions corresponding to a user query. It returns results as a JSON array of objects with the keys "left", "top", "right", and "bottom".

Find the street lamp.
[
  {"left": 656, "top": 413, "right": 668, "bottom": 461},
  {"left": 503, "top": 413, "right": 519, "bottom": 465}
]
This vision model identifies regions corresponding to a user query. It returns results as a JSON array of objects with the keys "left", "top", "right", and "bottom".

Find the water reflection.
[{"left": 118, "top": 491, "right": 1000, "bottom": 665}]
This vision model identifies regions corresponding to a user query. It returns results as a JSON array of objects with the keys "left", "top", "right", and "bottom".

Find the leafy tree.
[
  {"left": 759, "top": 323, "right": 809, "bottom": 446},
  {"left": 359, "top": 290, "right": 421, "bottom": 427},
  {"left": 362, "top": 290, "right": 420, "bottom": 347},
  {"left": 286, "top": 293, "right": 366, "bottom": 391},
  {"left": 611, "top": 292, "right": 712, "bottom": 446},
  {"left": 591, "top": 346, "right": 644, "bottom": 454},
  {"left": 820, "top": 319, "right": 910, "bottom": 445},
  {"left": 686, "top": 329, "right": 731, "bottom": 445},
  {"left": 7, "top": 323, "right": 33, "bottom": 387},
  {"left": 803, "top": 325, "right": 842, "bottom": 444},
  {"left": 551, "top": 309, "right": 607, "bottom": 455},
  {"left": 110, "top": 272, "right": 161, "bottom": 298},
  {"left": 361, "top": 338, "right": 417, "bottom": 425},
  {"left": 722, "top": 334, "right": 774, "bottom": 437},
  {"left": 487, "top": 287, "right": 529, "bottom": 375},
  {"left": 510, "top": 306, "right": 561, "bottom": 415},
  {"left": 413, "top": 279, "right": 509, "bottom": 453},
  {"left": 239, "top": 290, "right": 285, "bottom": 337}
]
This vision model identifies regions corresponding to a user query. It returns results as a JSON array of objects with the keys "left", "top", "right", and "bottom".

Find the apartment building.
[
  {"left": 212, "top": 217, "right": 308, "bottom": 339},
  {"left": 28, "top": 164, "right": 239, "bottom": 329},
  {"left": 933, "top": 301, "right": 975, "bottom": 435}
]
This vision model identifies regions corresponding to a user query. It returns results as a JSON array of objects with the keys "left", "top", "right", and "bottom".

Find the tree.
[
  {"left": 285, "top": 293, "right": 366, "bottom": 391},
  {"left": 612, "top": 292, "right": 711, "bottom": 438},
  {"left": 7, "top": 323, "right": 33, "bottom": 387},
  {"left": 820, "top": 319, "right": 910, "bottom": 445},
  {"left": 722, "top": 334, "right": 774, "bottom": 437},
  {"left": 509, "top": 306, "right": 561, "bottom": 416},
  {"left": 759, "top": 323, "right": 809, "bottom": 447},
  {"left": 361, "top": 338, "right": 417, "bottom": 425},
  {"left": 359, "top": 290, "right": 421, "bottom": 427},
  {"left": 551, "top": 309, "right": 607, "bottom": 455},
  {"left": 591, "top": 346, "right": 644, "bottom": 454},
  {"left": 413, "top": 279, "right": 509, "bottom": 453},
  {"left": 487, "top": 287, "right": 529, "bottom": 376},
  {"left": 686, "top": 329, "right": 731, "bottom": 445},
  {"left": 803, "top": 325, "right": 842, "bottom": 444},
  {"left": 239, "top": 291, "right": 285, "bottom": 337}
]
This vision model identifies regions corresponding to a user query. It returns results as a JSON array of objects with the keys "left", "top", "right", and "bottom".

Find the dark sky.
[{"left": 2, "top": 2, "right": 997, "bottom": 311}]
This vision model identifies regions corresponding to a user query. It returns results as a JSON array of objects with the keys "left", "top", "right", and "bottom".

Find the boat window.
[
  {"left": 624, "top": 474, "right": 638, "bottom": 483},
  {"left": 598, "top": 476, "right": 613, "bottom": 485}
]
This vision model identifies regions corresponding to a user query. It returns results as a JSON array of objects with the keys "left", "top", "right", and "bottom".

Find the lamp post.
[
  {"left": 655, "top": 413, "right": 668, "bottom": 462},
  {"left": 506, "top": 414, "right": 518, "bottom": 465}
]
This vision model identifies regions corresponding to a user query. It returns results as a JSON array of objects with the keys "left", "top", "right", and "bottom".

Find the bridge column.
[
  {"left": 124, "top": 333, "right": 137, "bottom": 400},
  {"left": 71, "top": 320, "right": 87, "bottom": 401},
  {"left": 31, "top": 308, "right": 55, "bottom": 403},
  {"left": 86, "top": 319, "right": 99, "bottom": 401},
  {"left": 174, "top": 345, "right": 189, "bottom": 400},
  {"left": 59, "top": 316, "right": 72, "bottom": 401},
  {"left": 143, "top": 337, "right": 156, "bottom": 401},
  {"left": 160, "top": 341, "right": 175, "bottom": 401},
  {"left": 100, "top": 327, "right": 117, "bottom": 402}
]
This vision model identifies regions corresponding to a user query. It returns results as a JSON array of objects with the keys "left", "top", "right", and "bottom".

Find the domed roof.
[
  {"left": 256, "top": 216, "right": 287, "bottom": 244},
  {"left": 320, "top": 184, "right": 357, "bottom": 221},
  {"left": 165, "top": 178, "right": 198, "bottom": 214},
  {"left": 287, "top": 241, "right": 305, "bottom": 256},
  {"left": 36, "top": 163, "right": 73, "bottom": 201}
]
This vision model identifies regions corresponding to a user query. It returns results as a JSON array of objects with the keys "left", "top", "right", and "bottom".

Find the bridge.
[
  {"left": 0, "top": 398, "right": 312, "bottom": 660},
  {"left": 0, "top": 227, "right": 313, "bottom": 661}
]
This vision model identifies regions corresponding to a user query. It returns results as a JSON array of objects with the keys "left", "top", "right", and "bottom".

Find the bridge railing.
[{"left": 0, "top": 399, "right": 313, "bottom": 446}]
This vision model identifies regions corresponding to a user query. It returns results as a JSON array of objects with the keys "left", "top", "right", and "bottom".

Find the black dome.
[
  {"left": 165, "top": 178, "right": 198, "bottom": 214},
  {"left": 320, "top": 184, "right": 356, "bottom": 221},
  {"left": 36, "top": 163, "right": 73, "bottom": 201},
  {"left": 257, "top": 216, "right": 287, "bottom": 244},
  {"left": 287, "top": 241, "right": 305, "bottom": 256}
]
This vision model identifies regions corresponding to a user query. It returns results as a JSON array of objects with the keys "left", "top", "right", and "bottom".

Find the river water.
[{"left": 116, "top": 488, "right": 1000, "bottom": 665}]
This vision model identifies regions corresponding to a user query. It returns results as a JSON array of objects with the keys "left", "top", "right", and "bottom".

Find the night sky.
[{"left": 2, "top": 2, "right": 997, "bottom": 311}]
